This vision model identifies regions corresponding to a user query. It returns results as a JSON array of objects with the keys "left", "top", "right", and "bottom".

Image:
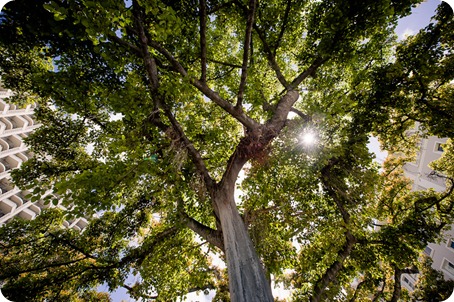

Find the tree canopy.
[{"left": 0, "top": 0, "right": 453, "bottom": 301}]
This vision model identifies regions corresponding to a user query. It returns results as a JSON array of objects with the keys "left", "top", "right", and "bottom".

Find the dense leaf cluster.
[{"left": 0, "top": 0, "right": 453, "bottom": 301}]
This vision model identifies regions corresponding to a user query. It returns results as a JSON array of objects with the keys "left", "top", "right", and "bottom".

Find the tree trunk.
[
  {"left": 310, "top": 231, "right": 357, "bottom": 302},
  {"left": 390, "top": 268, "right": 402, "bottom": 302},
  {"left": 216, "top": 189, "right": 274, "bottom": 302}
]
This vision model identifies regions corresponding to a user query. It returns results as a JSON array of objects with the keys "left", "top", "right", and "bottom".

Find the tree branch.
[
  {"left": 371, "top": 280, "right": 386, "bottom": 302},
  {"left": 254, "top": 24, "right": 290, "bottom": 88},
  {"left": 265, "top": 89, "right": 299, "bottom": 132},
  {"left": 390, "top": 267, "right": 403, "bottom": 302},
  {"left": 120, "top": 226, "right": 178, "bottom": 267},
  {"left": 0, "top": 256, "right": 89, "bottom": 279},
  {"left": 309, "top": 155, "right": 362, "bottom": 302},
  {"left": 49, "top": 233, "right": 99, "bottom": 261},
  {"left": 180, "top": 211, "right": 224, "bottom": 252},
  {"left": 108, "top": 34, "right": 142, "bottom": 57},
  {"left": 128, "top": 2, "right": 215, "bottom": 190},
  {"left": 289, "top": 57, "right": 328, "bottom": 90},
  {"left": 310, "top": 230, "right": 357, "bottom": 302},
  {"left": 199, "top": 0, "right": 207, "bottom": 83},
  {"left": 273, "top": 0, "right": 292, "bottom": 55},
  {"left": 236, "top": 0, "right": 257, "bottom": 109},
  {"left": 416, "top": 177, "right": 454, "bottom": 213},
  {"left": 124, "top": 283, "right": 216, "bottom": 300},
  {"left": 161, "top": 104, "right": 215, "bottom": 190},
  {"left": 349, "top": 279, "right": 367, "bottom": 302},
  {"left": 207, "top": 66, "right": 237, "bottom": 81},
  {"left": 147, "top": 39, "right": 259, "bottom": 129},
  {"left": 132, "top": 0, "right": 159, "bottom": 91},
  {"left": 290, "top": 107, "right": 311, "bottom": 122},
  {"left": 123, "top": 284, "right": 158, "bottom": 300},
  {"left": 207, "top": 58, "right": 242, "bottom": 69}
]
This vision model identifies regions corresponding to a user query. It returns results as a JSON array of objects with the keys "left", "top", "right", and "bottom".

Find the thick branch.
[
  {"left": 390, "top": 267, "right": 418, "bottom": 302},
  {"left": 1, "top": 257, "right": 89, "bottom": 279},
  {"left": 219, "top": 146, "right": 249, "bottom": 192},
  {"left": 108, "top": 35, "right": 142, "bottom": 57},
  {"left": 290, "top": 107, "right": 311, "bottom": 122},
  {"left": 266, "top": 89, "right": 299, "bottom": 132},
  {"left": 328, "top": 183, "right": 351, "bottom": 223},
  {"left": 180, "top": 212, "right": 224, "bottom": 251},
  {"left": 390, "top": 268, "right": 403, "bottom": 302},
  {"left": 236, "top": 0, "right": 257, "bottom": 109},
  {"left": 289, "top": 57, "right": 328, "bottom": 90},
  {"left": 310, "top": 230, "right": 357, "bottom": 302},
  {"left": 254, "top": 24, "right": 290, "bottom": 88},
  {"left": 349, "top": 279, "right": 367, "bottom": 302},
  {"left": 273, "top": 0, "right": 292, "bottom": 54},
  {"left": 219, "top": 124, "right": 274, "bottom": 190},
  {"left": 162, "top": 104, "right": 215, "bottom": 190},
  {"left": 129, "top": 5, "right": 169, "bottom": 156},
  {"left": 147, "top": 39, "right": 259, "bottom": 130},
  {"left": 371, "top": 280, "right": 386, "bottom": 302},
  {"left": 142, "top": 106, "right": 214, "bottom": 191},
  {"left": 309, "top": 157, "right": 361, "bottom": 302},
  {"left": 416, "top": 177, "right": 454, "bottom": 213},
  {"left": 263, "top": 102, "right": 311, "bottom": 124},
  {"left": 49, "top": 233, "right": 98, "bottom": 260},
  {"left": 129, "top": 1, "right": 214, "bottom": 190},
  {"left": 133, "top": 1, "right": 159, "bottom": 91},
  {"left": 120, "top": 226, "right": 178, "bottom": 267}
]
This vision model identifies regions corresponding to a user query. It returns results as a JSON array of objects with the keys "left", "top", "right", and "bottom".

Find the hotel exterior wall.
[
  {"left": 0, "top": 87, "right": 87, "bottom": 230},
  {"left": 401, "top": 135, "right": 453, "bottom": 291},
  {"left": 404, "top": 136, "right": 448, "bottom": 193}
]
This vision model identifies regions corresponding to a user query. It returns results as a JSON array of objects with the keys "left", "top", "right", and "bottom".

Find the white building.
[
  {"left": 402, "top": 135, "right": 454, "bottom": 290},
  {"left": 0, "top": 85, "right": 87, "bottom": 230}
]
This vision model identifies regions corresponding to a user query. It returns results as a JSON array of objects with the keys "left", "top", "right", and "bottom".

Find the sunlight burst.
[{"left": 301, "top": 132, "right": 317, "bottom": 145}]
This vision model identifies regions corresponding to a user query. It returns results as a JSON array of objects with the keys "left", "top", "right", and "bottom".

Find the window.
[
  {"left": 435, "top": 142, "right": 444, "bottom": 152},
  {"left": 424, "top": 246, "right": 433, "bottom": 256},
  {"left": 403, "top": 277, "right": 415, "bottom": 289},
  {"left": 442, "top": 259, "right": 454, "bottom": 276},
  {"left": 446, "top": 239, "right": 454, "bottom": 251}
]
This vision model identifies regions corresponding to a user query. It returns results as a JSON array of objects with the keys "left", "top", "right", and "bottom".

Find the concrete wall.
[
  {"left": 0, "top": 88, "right": 87, "bottom": 230},
  {"left": 401, "top": 134, "right": 453, "bottom": 290}
]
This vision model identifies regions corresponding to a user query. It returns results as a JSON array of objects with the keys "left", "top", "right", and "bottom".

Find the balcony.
[{"left": 0, "top": 198, "right": 17, "bottom": 214}]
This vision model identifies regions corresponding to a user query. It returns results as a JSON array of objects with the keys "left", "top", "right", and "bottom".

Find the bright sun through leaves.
[{"left": 301, "top": 132, "right": 317, "bottom": 145}]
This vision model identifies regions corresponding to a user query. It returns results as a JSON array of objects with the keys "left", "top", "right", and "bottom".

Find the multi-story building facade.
[
  {"left": 402, "top": 135, "right": 454, "bottom": 290},
  {"left": 0, "top": 85, "right": 87, "bottom": 230}
]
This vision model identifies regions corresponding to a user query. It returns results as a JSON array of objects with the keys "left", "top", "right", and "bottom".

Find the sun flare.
[{"left": 301, "top": 132, "right": 317, "bottom": 145}]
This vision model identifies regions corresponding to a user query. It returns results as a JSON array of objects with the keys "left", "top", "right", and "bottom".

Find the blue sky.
[{"left": 395, "top": 0, "right": 440, "bottom": 39}]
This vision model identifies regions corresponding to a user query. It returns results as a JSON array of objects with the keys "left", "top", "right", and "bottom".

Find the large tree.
[{"left": 0, "top": 0, "right": 453, "bottom": 301}]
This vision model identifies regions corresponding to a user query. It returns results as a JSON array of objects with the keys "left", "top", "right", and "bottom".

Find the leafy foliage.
[
  {"left": 0, "top": 0, "right": 453, "bottom": 301},
  {"left": 411, "top": 256, "right": 454, "bottom": 302}
]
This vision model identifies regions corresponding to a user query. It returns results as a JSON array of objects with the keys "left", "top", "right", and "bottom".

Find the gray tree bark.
[{"left": 216, "top": 187, "right": 274, "bottom": 302}]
